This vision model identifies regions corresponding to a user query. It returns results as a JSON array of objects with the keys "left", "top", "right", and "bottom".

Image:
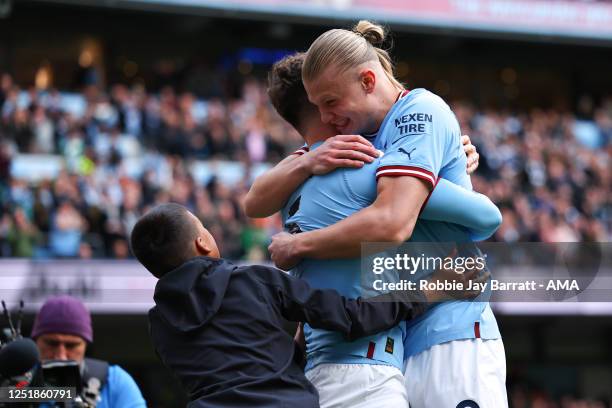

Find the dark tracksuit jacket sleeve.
[{"left": 252, "top": 266, "right": 428, "bottom": 342}]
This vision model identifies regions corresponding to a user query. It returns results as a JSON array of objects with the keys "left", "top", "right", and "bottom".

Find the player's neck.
[
  {"left": 381, "top": 83, "right": 404, "bottom": 114},
  {"left": 365, "top": 82, "right": 404, "bottom": 134}
]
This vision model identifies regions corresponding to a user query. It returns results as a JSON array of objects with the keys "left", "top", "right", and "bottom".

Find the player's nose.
[{"left": 320, "top": 110, "right": 334, "bottom": 125}]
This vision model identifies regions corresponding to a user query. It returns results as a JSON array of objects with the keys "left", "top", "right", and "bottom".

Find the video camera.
[
  {"left": 0, "top": 301, "right": 101, "bottom": 408},
  {"left": 0, "top": 301, "right": 38, "bottom": 388}
]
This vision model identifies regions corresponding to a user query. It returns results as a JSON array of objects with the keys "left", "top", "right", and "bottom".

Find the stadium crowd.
[{"left": 0, "top": 72, "right": 610, "bottom": 260}]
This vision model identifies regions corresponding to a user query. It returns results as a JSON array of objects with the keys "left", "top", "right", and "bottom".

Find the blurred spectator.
[
  {"left": 454, "top": 100, "right": 610, "bottom": 244},
  {"left": 0, "top": 72, "right": 609, "bottom": 260},
  {"left": 6, "top": 207, "right": 42, "bottom": 257},
  {"left": 49, "top": 200, "right": 86, "bottom": 257}
]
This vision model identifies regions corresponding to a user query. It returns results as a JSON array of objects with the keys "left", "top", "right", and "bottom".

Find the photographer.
[{"left": 31, "top": 296, "right": 146, "bottom": 408}]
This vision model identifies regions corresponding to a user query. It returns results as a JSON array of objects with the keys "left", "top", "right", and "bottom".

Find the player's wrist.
[
  {"left": 297, "top": 151, "right": 316, "bottom": 176},
  {"left": 291, "top": 233, "right": 312, "bottom": 258}
]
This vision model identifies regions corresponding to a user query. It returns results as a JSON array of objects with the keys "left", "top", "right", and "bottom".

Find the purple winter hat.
[{"left": 31, "top": 296, "right": 93, "bottom": 343}]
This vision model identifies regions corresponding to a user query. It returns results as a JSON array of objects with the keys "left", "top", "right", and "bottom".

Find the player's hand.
[
  {"left": 424, "top": 248, "right": 490, "bottom": 302},
  {"left": 268, "top": 232, "right": 302, "bottom": 270},
  {"left": 462, "top": 135, "right": 480, "bottom": 175},
  {"left": 302, "top": 135, "right": 380, "bottom": 175}
]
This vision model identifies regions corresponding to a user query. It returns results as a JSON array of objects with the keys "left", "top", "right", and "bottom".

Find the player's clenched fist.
[
  {"left": 302, "top": 134, "right": 380, "bottom": 175},
  {"left": 268, "top": 232, "right": 301, "bottom": 271}
]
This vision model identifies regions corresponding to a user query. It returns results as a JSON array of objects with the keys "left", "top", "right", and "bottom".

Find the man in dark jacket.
[{"left": 130, "top": 203, "right": 480, "bottom": 407}]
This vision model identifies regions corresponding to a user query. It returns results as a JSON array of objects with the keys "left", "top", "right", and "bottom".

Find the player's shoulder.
[
  {"left": 393, "top": 88, "right": 450, "bottom": 119},
  {"left": 394, "top": 88, "right": 455, "bottom": 123},
  {"left": 399, "top": 88, "right": 452, "bottom": 113}
]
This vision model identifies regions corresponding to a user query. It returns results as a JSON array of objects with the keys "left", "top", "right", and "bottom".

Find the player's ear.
[
  {"left": 195, "top": 236, "right": 213, "bottom": 256},
  {"left": 360, "top": 69, "right": 376, "bottom": 94}
]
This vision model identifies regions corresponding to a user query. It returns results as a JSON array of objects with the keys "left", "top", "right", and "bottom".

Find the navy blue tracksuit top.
[{"left": 148, "top": 256, "right": 426, "bottom": 407}]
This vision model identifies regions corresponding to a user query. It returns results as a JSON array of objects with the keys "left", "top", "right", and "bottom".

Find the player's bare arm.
[
  {"left": 244, "top": 134, "right": 379, "bottom": 218},
  {"left": 268, "top": 176, "right": 429, "bottom": 270},
  {"left": 244, "top": 154, "right": 307, "bottom": 218},
  {"left": 246, "top": 135, "right": 478, "bottom": 218}
]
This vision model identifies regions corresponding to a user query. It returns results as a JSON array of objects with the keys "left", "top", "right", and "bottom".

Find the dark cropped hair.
[
  {"left": 130, "top": 203, "right": 198, "bottom": 278},
  {"left": 267, "top": 52, "right": 318, "bottom": 134}
]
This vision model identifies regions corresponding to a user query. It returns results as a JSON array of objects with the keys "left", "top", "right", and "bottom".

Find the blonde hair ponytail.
[
  {"left": 303, "top": 20, "right": 403, "bottom": 90},
  {"left": 353, "top": 20, "right": 385, "bottom": 46}
]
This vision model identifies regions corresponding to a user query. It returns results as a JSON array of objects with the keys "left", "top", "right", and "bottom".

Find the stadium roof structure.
[{"left": 32, "top": 0, "right": 612, "bottom": 46}]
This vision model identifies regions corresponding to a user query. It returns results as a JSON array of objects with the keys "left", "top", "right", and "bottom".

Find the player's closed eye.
[{"left": 325, "top": 99, "right": 336, "bottom": 107}]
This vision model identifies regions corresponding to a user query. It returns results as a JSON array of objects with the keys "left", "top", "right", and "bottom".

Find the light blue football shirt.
[
  {"left": 282, "top": 145, "right": 406, "bottom": 372},
  {"left": 371, "top": 88, "right": 501, "bottom": 359},
  {"left": 282, "top": 91, "right": 502, "bottom": 369}
]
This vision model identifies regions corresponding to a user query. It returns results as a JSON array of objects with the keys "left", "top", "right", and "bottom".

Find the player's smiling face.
[{"left": 305, "top": 65, "right": 378, "bottom": 135}]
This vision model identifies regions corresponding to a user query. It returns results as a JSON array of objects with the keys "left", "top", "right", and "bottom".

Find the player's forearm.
[
  {"left": 244, "top": 155, "right": 311, "bottom": 218},
  {"left": 292, "top": 177, "right": 426, "bottom": 259},
  {"left": 420, "top": 178, "right": 502, "bottom": 240},
  {"left": 294, "top": 205, "right": 417, "bottom": 259}
]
